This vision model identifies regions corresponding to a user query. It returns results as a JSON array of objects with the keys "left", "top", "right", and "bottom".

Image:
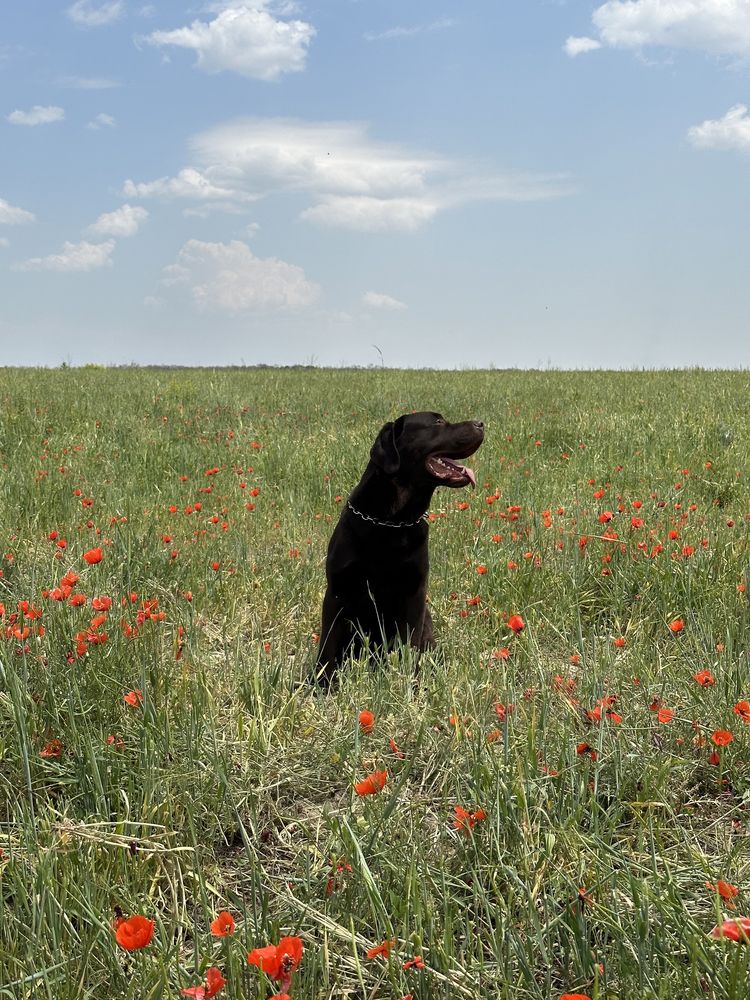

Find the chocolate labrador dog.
[{"left": 316, "top": 411, "right": 484, "bottom": 686}]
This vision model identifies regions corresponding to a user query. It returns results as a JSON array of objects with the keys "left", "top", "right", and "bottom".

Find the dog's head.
[{"left": 370, "top": 411, "right": 484, "bottom": 488}]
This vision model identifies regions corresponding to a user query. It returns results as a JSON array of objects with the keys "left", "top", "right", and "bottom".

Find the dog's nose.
[{"left": 472, "top": 421, "right": 484, "bottom": 431}]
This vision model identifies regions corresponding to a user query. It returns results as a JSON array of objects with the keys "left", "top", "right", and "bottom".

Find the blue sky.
[{"left": 2, "top": 0, "right": 750, "bottom": 368}]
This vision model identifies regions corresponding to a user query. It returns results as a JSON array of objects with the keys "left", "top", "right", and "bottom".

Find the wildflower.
[
  {"left": 123, "top": 689, "right": 144, "bottom": 707},
  {"left": 709, "top": 918, "right": 750, "bottom": 942},
  {"left": 248, "top": 936, "right": 303, "bottom": 990},
  {"left": 576, "top": 742, "right": 597, "bottom": 761},
  {"left": 613, "top": 637, "right": 626, "bottom": 648},
  {"left": 83, "top": 547, "right": 103, "bottom": 565},
  {"left": 706, "top": 881, "right": 739, "bottom": 907},
  {"left": 669, "top": 618, "right": 685, "bottom": 633},
  {"left": 403, "top": 955, "right": 426, "bottom": 970},
  {"left": 367, "top": 939, "right": 396, "bottom": 959},
  {"left": 389, "top": 737, "right": 404, "bottom": 758},
  {"left": 712, "top": 730, "right": 733, "bottom": 747},
  {"left": 326, "top": 858, "right": 352, "bottom": 896},
  {"left": 115, "top": 914, "right": 154, "bottom": 950},
  {"left": 657, "top": 707, "right": 674, "bottom": 724},
  {"left": 508, "top": 614, "right": 525, "bottom": 633},
  {"left": 559, "top": 995, "right": 592, "bottom": 1000},
  {"left": 210, "top": 911, "right": 236, "bottom": 937},
  {"left": 181, "top": 967, "right": 226, "bottom": 999},
  {"left": 734, "top": 701, "right": 750, "bottom": 723},
  {"left": 693, "top": 670, "right": 716, "bottom": 687},
  {"left": 358, "top": 710, "right": 375, "bottom": 734},
  {"left": 354, "top": 770, "right": 388, "bottom": 796},
  {"left": 453, "top": 806, "right": 487, "bottom": 833},
  {"left": 40, "top": 738, "right": 63, "bottom": 758}
]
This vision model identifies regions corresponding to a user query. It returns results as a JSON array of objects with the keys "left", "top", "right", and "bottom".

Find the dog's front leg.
[{"left": 316, "top": 589, "right": 351, "bottom": 687}]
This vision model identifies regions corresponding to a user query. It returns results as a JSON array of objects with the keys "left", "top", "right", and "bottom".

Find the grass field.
[{"left": 3, "top": 366, "right": 750, "bottom": 999}]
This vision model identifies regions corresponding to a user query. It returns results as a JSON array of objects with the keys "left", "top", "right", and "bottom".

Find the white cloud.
[
  {"left": 564, "top": 35, "right": 602, "bottom": 57},
  {"left": 573, "top": 1, "right": 750, "bottom": 58},
  {"left": 142, "top": 3, "right": 315, "bottom": 80},
  {"left": 364, "top": 17, "right": 455, "bottom": 42},
  {"left": 362, "top": 290, "right": 407, "bottom": 310},
  {"left": 86, "top": 112, "right": 116, "bottom": 130},
  {"left": 301, "top": 195, "right": 438, "bottom": 231},
  {"left": 123, "top": 166, "right": 257, "bottom": 203},
  {"left": 190, "top": 119, "right": 437, "bottom": 195},
  {"left": 0, "top": 197, "right": 35, "bottom": 225},
  {"left": 124, "top": 118, "right": 569, "bottom": 231},
  {"left": 688, "top": 104, "right": 750, "bottom": 154},
  {"left": 0, "top": 237, "right": 10, "bottom": 248},
  {"left": 161, "top": 238, "right": 320, "bottom": 312},
  {"left": 16, "top": 240, "right": 115, "bottom": 272},
  {"left": 59, "top": 75, "right": 120, "bottom": 89},
  {"left": 7, "top": 105, "right": 65, "bottom": 126},
  {"left": 86, "top": 204, "right": 148, "bottom": 237},
  {"left": 67, "top": 1, "right": 125, "bottom": 28}
]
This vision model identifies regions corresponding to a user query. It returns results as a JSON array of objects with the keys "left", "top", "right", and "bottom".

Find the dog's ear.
[{"left": 370, "top": 417, "right": 403, "bottom": 475}]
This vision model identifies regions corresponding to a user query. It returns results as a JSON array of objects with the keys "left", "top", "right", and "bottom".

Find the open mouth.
[{"left": 425, "top": 454, "right": 477, "bottom": 488}]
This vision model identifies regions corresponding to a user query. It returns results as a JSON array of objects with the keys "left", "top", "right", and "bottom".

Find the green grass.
[{"left": 3, "top": 366, "right": 750, "bottom": 998}]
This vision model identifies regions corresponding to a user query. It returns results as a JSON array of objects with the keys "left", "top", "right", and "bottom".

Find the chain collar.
[{"left": 346, "top": 500, "right": 427, "bottom": 529}]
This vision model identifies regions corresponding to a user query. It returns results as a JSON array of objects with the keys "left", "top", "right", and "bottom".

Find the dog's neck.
[{"left": 349, "top": 464, "right": 435, "bottom": 524}]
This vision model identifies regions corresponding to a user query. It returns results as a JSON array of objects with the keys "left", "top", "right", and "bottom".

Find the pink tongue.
[{"left": 458, "top": 463, "right": 476, "bottom": 487}]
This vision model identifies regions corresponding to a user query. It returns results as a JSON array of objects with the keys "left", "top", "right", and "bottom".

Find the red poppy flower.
[
  {"left": 734, "top": 701, "right": 750, "bottom": 723},
  {"left": 210, "top": 911, "right": 236, "bottom": 937},
  {"left": 706, "top": 880, "right": 739, "bottom": 906},
  {"left": 354, "top": 769, "right": 388, "bottom": 796},
  {"left": 248, "top": 936, "right": 303, "bottom": 983},
  {"left": 668, "top": 618, "right": 685, "bottom": 633},
  {"left": 709, "top": 918, "right": 750, "bottom": 942},
  {"left": 657, "top": 707, "right": 674, "bottom": 724},
  {"left": 358, "top": 710, "right": 375, "bottom": 734},
  {"left": 83, "top": 547, "right": 103, "bottom": 565},
  {"left": 693, "top": 670, "right": 716, "bottom": 687},
  {"left": 559, "top": 995, "right": 592, "bottom": 1000},
  {"left": 181, "top": 966, "right": 226, "bottom": 998},
  {"left": 403, "top": 955, "right": 426, "bottom": 970},
  {"left": 40, "top": 738, "right": 63, "bottom": 758},
  {"left": 712, "top": 729, "right": 733, "bottom": 747},
  {"left": 508, "top": 614, "right": 525, "bottom": 633},
  {"left": 452, "top": 806, "right": 487, "bottom": 833},
  {"left": 367, "top": 939, "right": 396, "bottom": 959},
  {"left": 123, "top": 689, "right": 144, "bottom": 707},
  {"left": 115, "top": 915, "right": 154, "bottom": 950},
  {"left": 613, "top": 637, "right": 626, "bottom": 648}
]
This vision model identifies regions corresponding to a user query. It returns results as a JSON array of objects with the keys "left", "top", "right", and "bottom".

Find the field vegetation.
[{"left": 2, "top": 367, "right": 750, "bottom": 999}]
